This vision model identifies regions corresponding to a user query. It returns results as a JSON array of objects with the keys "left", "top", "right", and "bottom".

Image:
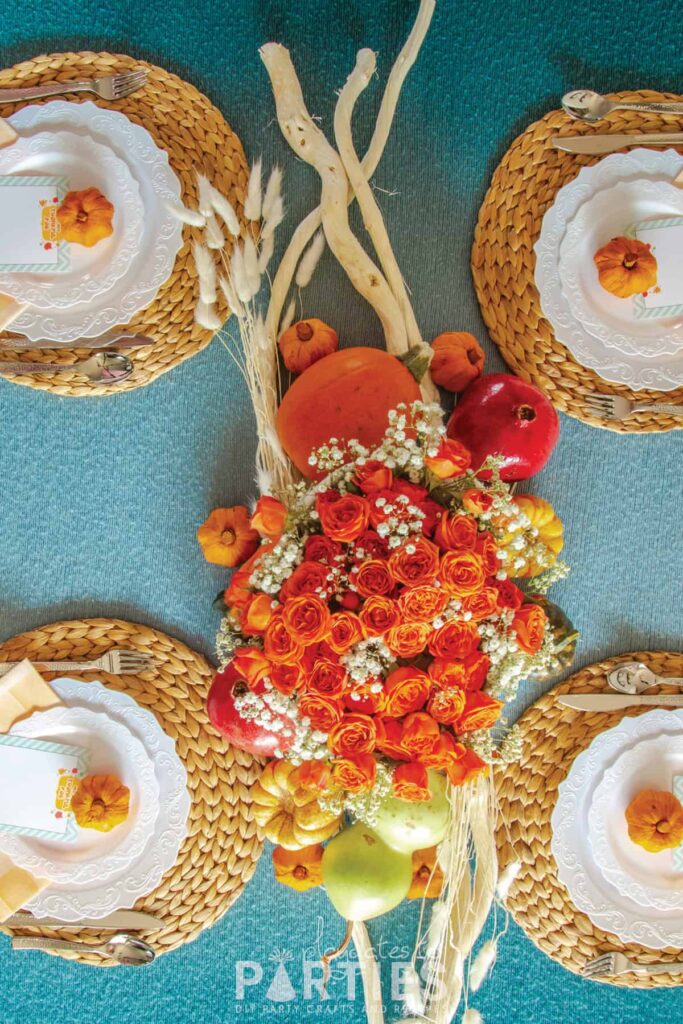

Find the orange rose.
[
  {"left": 289, "top": 760, "right": 331, "bottom": 793},
  {"left": 231, "top": 646, "right": 271, "bottom": 689},
  {"left": 397, "top": 585, "right": 449, "bottom": 623},
  {"left": 328, "top": 713, "right": 377, "bottom": 756},
  {"left": 304, "top": 534, "right": 343, "bottom": 564},
  {"left": 358, "top": 595, "right": 400, "bottom": 636},
  {"left": 491, "top": 578, "right": 524, "bottom": 611},
  {"left": 422, "top": 730, "right": 467, "bottom": 772},
  {"left": 428, "top": 658, "right": 468, "bottom": 691},
  {"left": 386, "top": 621, "right": 431, "bottom": 659},
  {"left": 439, "top": 550, "right": 486, "bottom": 596},
  {"left": 401, "top": 712, "right": 441, "bottom": 759},
  {"left": 280, "top": 561, "right": 330, "bottom": 601},
  {"left": 375, "top": 717, "right": 409, "bottom": 759},
  {"left": 428, "top": 620, "right": 479, "bottom": 660},
  {"left": 354, "top": 459, "right": 393, "bottom": 493},
  {"left": 408, "top": 846, "right": 444, "bottom": 899},
  {"left": 393, "top": 762, "right": 432, "bottom": 802},
  {"left": 425, "top": 438, "right": 471, "bottom": 479},
  {"left": 269, "top": 661, "right": 304, "bottom": 696},
  {"left": 463, "top": 651, "right": 491, "bottom": 692},
  {"left": 282, "top": 594, "right": 332, "bottom": 644},
  {"left": 242, "top": 593, "right": 275, "bottom": 635},
  {"left": 251, "top": 496, "right": 287, "bottom": 541},
  {"left": 224, "top": 545, "right": 271, "bottom": 611},
  {"left": 384, "top": 666, "right": 431, "bottom": 717},
  {"left": 316, "top": 490, "right": 370, "bottom": 542},
  {"left": 512, "top": 603, "right": 547, "bottom": 655},
  {"left": 388, "top": 538, "right": 441, "bottom": 586},
  {"left": 331, "top": 753, "right": 376, "bottom": 792},
  {"left": 458, "top": 692, "right": 503, "bottom": 732},
  {"left": 354, "top": 559, "right": 394, "bottom": 598},
  {"left": 475, "top": 531, "right": 499, "bottom": 575},
  {"left": 344, "top": 681, "right": 385, "bottom": 715},
  {"left": 434, "top": 512, "right": 478, "bottom": 552},
  {"left": 309, "top": 658, "right": 348, "bottom": 699},
  {"left": 264, "top": 612, "right": 304, "bottom": 664},
  {"left": 460, "top": 586, "right": 500, "bottom": 621},
  {"left": 461, "top": 487, "right": 494, "bottom": 516},
  {"left": 298, "top": 693, "right": 343, "bottom": 732},
  {"left": 327, "top": 611, "right": 364, "bottom": 654},
  {"left": 427, "top": 687, "right": 467, "bottom": 725},
  {"left": 447, "top": 747, "right": 488, "bottom": 786},
  {"left": 197, "top": 506, "right": 260, "bottom": 567}
]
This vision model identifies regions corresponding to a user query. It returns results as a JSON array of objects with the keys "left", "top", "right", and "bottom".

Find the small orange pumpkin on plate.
[
  {"left": 71, "top": 773, "right": 130, "bottom": 833},
  {"left": 593, "top": 236, "right": 657, "bottom": 298},
  {"left": 625, "top": 788, "right": 683, "bottom": 853},
  {"left": 57, "top": 187, "right": 115, "bottom": 247}
]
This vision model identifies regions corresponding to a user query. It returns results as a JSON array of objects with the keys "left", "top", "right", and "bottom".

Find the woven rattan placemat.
[
  {"left": 0, "top": 618, "right": 263, "bottom": 965},
  {"left": 472, "top": 90, "right": 683, "bottom": 433},
  {"left": 496, "top": 650, "right": 683, "bottom": 987},
  {"left": 0, "top": 51, "right": 248, "bottom": 396}
]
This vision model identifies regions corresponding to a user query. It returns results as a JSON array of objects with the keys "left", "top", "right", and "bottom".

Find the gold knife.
[
  {"left": 3, "top": 910, "right": 163, "bottom": 931},
  {"left": 552, "top": 133, "right": 683, "bottom": 155},
  {"left": 559, "top": 693, "right": 683, "bottom": 711}
]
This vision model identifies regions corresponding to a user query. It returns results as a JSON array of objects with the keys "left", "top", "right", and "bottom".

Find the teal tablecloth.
[{"left": 1, "top": 2, "right": 682, "bottom": 1022}]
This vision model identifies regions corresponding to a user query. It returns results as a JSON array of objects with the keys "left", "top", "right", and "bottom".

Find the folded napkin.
[
  {"left": 0, "top": 117, "right": 27, "bottom": 333},
  {"left": 0, "top": 661, "right": 61, "bottom": 921}
]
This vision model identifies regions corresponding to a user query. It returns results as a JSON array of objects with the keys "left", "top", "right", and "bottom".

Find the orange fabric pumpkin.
[
  {"left": 625, "top": 789, "right": 683, "bottom": 852},
  {"left": 279, "top": 318, "right": 339, "bottom": 373},
  {"left": 429, "top": 332, "right": 485, "bottom": 392},
  {"left": 276, "top": 347, "right": 422, "bottom": 478},
  {"left": 57, "top": 188, "right": 114, "bottom": 247},
  {"left": 594, "top": 236, "right": 657, "bottom": 298},
  {"left": 71, "top": 774, "right": 130, "bottom": 833}
]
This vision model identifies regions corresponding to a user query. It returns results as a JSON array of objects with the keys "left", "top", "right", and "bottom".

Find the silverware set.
[
  {"left": 584, "top": 394, "right": 683, "bottom": 422},
  {"left": 583, "top": 951, "right": 683, "bottom": 978},
  {"left": 559, "top": 662, "right": 683, "bottom": 711},
  {"left": 6, "top": 910, "right": 162, "bottom": 965},
  {"left": 0, "top": 69, "right": 147, "bottom": 105},
  {"left": 0, "top": 648, "right": 154, "bottom": 677}
]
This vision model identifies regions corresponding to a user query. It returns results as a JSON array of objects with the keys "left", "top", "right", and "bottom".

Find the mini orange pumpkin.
[
  {"left": 278, "top": 318, "right": 339, "bottom": 373},
  {"left": 625, "top": 789, "right": 683, "bottom": 853},
  {"left": 57, "top": 187, "right": 115, "bottom": 247},
  {"left": 71, "top": 773, "right": 130, "bottom": 833},
  {"left": 594, "top": 236, "right": 657, "bottom": 298},
  {"left": 429, "top": 332, "right": 485, "bottom": 392}
]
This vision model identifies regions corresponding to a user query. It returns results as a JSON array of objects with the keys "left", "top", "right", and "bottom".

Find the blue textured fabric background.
[{"left": 1, "top": 2, "right": 682, "bottom": 1022}]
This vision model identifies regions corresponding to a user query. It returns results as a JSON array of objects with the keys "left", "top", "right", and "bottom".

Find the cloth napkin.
[
  {"left": 0, "top": 660, "right": 61, "bottom": 921},
  {"left": 0, "top": 117, "right": 28, "bottom": 333}
]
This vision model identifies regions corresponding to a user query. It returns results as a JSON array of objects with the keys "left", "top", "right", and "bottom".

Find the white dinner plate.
[
  {"left": 551, "top": 709, "right": 683, "bottom": 949},
  {"left": 559, "top": 179, "right": 683, "bottom": 358},
  {"left": 8, "top": 101, "right": 183, "bottom": 343},
  {"left": 24, "top": 678, "right": 190, "bottom": 922},
  {"left": 3, "top": 705, "right": 159, "bottom": 888},
  {"left": 0, "top": 131, "right": 143, "bottom": 310},
  {"left": 589, "top": 733, "right": 683, "bottom": 911},
  {"left": 534, "top": 148, "right": 683, "bottom": 391}
]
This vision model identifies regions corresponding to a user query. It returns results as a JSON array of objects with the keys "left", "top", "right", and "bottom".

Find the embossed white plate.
[
  {"left": 8, "top": 101, "right": 183, "bottom": 342},
  {"left": 0, "top": 131, "right": 143, "bottom": 310},
  {"left": 25, "top": 679, "right": 190, "bottom": 922},
  {"left": 551, "top": 709, "right": 683, "bottom": 949},
  {"left": 588, "top": 734, "right": 683, "bottom": 911},
  {"left": 535, "top": 148, "right": 683, "bottom": 390}
]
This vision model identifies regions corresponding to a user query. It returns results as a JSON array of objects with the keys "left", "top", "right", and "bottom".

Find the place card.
[
  {"left": 673, "top": 774, "right": 683, "bottom": 873},
  {"left": 0, "top": 174, "right": 70, "bottom": 272},
  {"left": 630, "top": 216, "right": 683, "bottom": 320},
  {"left": 0, "top": 734, "right": 89, "bottom": 843}
]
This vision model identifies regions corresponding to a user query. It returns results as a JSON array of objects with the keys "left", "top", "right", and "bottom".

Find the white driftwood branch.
[
  {"left": 264, "top": 0, "right": 436, "bottom": 341},
  {"left": 260, "top": 43, "right": 409, "bottom": 356},
  {"left": 334, "top": 48, "right": 439, "bottom": 402},
  {"left": 351, "top": 922, "right": 386, "bottom": 1024}
]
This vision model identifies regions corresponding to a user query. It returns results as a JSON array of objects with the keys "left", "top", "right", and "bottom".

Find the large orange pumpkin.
[{"left": 276, "top": 347, "right": 421, "bottom": 478}]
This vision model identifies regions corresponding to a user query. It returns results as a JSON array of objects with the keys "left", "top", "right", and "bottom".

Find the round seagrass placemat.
[
  {"left": 0, "top": 618, "right": 263, "bottom": 965},
  {"left": 472, "top": 90, "right": 683, "bottom": 433},
  {"left": 495, "top": 650, "right": 683, "bottom": 987},
  {"left": 0, "top": 52, "right": 248, "bottom": 396}
]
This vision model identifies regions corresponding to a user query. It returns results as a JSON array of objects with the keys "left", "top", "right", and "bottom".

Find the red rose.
[
  {"left": 309, "top": 658, "right": 348, "bottom": 699},
  {"left": 263, "top": 612, "right": 305, "bottom": 664},
  {"left": 385, "top": 621, "right": 431, "bottom": 659},
  {"left": 328, "top": 713, "right": 377, "bottom": 756},
  {"left": 475, "top": 531, "right": 499, "bottom": 575},
  {"left": 388, "top": 538, "right": 440, "bottom": 586},
  {"left": 375, "top": 717, "right": 409, "bottom": 759},
  {"left": 461, "top": 488, "right": 494, "bottom": 515},
  {"left": 282, "top": 594, "right": 332, "bottom": 644},
  {"left": 383, "top": 666, "right": 431, "bottom": 717},
  {"left": 463, "top": 651, "right": 491, "bottom": 691},
  {"left": 298, "top": 693, "right": 343, "bottom": 732},
  {"left": 280, "top": 561, "right": 330, "bottom": 601},
  {"left": 327, "top": 611, "right": 364, "bottom": 654},
  {"left": 354, "top": 459, "right": 393, "bottom": 493},
  {"left": 434, "top": 512, "right": 478, "bottom": 552},
  {"left": 400, "top": 712, "right": 441, "bottom": 759},
  {"left": 460, "top": 586, "right": 500, "bottom": 621},
  {"left": 425, "top": 438, "right": 471, "bottom": 479},
  {"left": 393, "top": 762, "right": 432, "bottom": 801},
  {"left": 354, "top": 559, "right": 394, "bottom": 598},
  {"left": 344, "top": 680, "right": 386, "bottom": 715},
  {"left": 358, "top": 595, "right": 400, "bottom": 636},
  {"left": 428, "top": 620, "right": 479, "bottom": 660},
  {"left": 352, "top": 529, "right": 389, "bottom": 562},
  {"left": 269, "top": 662, "right": 304, "bottom": 696},
  {"left": 398, "top": 585, "right": 449, "bottom": 623},
  {"left": 438, "top": 550, "right": 486, "bottom": 596},
  {"left": 491, "top": 577, "right": 524, "bottom": 610},
  {"left": 316, "top": 490, "right": 370, "bottom": 542},
  {"left": 304, "top": 534, "right": 343, "bottom": 564}
]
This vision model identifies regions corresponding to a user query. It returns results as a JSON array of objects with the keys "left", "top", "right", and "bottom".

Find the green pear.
[
  {"left": 372, "top": 769, "right": 450, "bottom": 853},
  {"left": 321, "top": 823, "right": 412, "bottom": 921}
]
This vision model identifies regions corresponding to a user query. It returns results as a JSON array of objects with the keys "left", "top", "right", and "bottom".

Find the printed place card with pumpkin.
[
  {"left": 0, "top": 174, "right": 70, "bottom": 272},
  {"left": 0, "top": 734, "right": 89, "bottom": 842}
]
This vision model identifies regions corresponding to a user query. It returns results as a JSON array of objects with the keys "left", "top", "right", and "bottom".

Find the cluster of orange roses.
[{"left": 203, "top": 437, "right": 549, "bottom": 803}]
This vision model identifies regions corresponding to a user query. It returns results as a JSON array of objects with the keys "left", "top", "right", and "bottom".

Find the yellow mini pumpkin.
[
  {"left": 499, "top": 495, "right": 564, "bottom": 577},
  {"left": 251, "top": 759, "right": 342, "bottom": 850},
  {"left": 594, "top": 236, "right": 657, "bottom": 298},
  {"left": 625, "top": 789, "right": 683, "bottom": 853},
  {"left": 57, "top": 187, "right": 115, "bottom": 247},
  {"left": 278, "top": 318, "right": 339, "bottom": 374},
  {"left": 71, "top": 773, "right": 130, "bottom": 833}
]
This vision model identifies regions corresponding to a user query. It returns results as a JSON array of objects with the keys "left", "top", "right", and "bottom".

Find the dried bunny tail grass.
[
  {"left": 165, "top": 199, "right": 206, "bottom": 227},
  {"left": 243, "top": 235, "right": 261, "bottom": 296},
  {"left": 196, "top": 170, "right": 240, "bottom": 235},
  {"left": 244, "top": 158, "right": 263, "bottom": 221},
  {"left": 262, "top": 165, "right": 283, "bottom": 222},
  {"left": 195, "top": 300, "right": 221, "bottom": 331},
  {"left": 280, "top": 296, "right": 296, "bottom": 334},
  {"left": 295, "top": 229, "right": 326, "bottom": 288},
  {"left": 193, "top": 241, "right": 217, "bottom": 304},
  {"left": 196, "top": 172, "right": 215, "bottom": 217},
  {"left": 462, "top": 1010, "right": 483, "bottom": 1024},
  {"left": 496, "top": 859, "right": 521, "bottom": 902},
  {"left": 205, "top": 213, "right": 225, "bottom": 250},
  {"left": 469, "top": 940, "right": 497, "bottom": 992},
  {"left": 262, "top": 194, "right": 284, "bottom": 239},
  {"left": 256, "top": 464, "right": 274, "bottom": 496},
  {"left": 231, "top": 242, "right": 253, "bottom": 303},
  {"left": 258, "top": 232, "right": 275, "bottom": 274},
  {"left": 400, "top": 964, "right": 424, "bottom": 1017},
  {"left": 218, "top": 275, "right": 245, "bottom": 319}
]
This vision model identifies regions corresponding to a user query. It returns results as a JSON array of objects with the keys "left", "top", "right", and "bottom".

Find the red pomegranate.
[{"left": 207, "top": 663, "right": 295, "bottom": 757}]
